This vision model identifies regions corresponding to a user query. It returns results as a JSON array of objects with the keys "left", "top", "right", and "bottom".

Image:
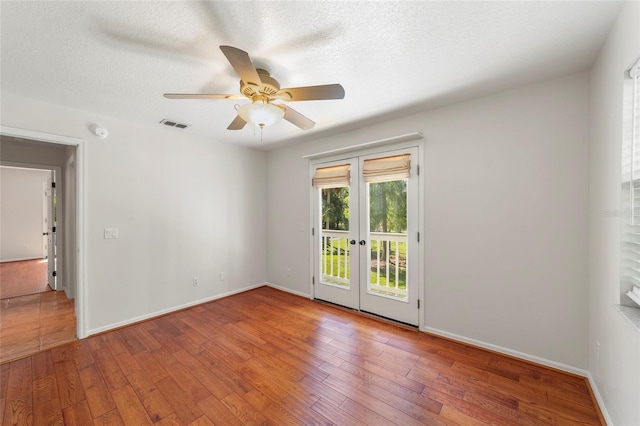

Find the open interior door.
[{"left": 45, "top": 172, "right": 56, "bottom": 290}]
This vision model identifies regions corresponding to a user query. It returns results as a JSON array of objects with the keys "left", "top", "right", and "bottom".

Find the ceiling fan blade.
[
  {"left": 227, "top": 115, "right": 247, "bottom": 130},
  {"left": 280, "top": 105, "right": 315, "bottom": 130},
  {"left": 164, "top": 93, "right": 244, "bottom": 100},
  {"left": 219, "top": 45, "right": 262, "bottom": 88},
  {"left": 276, "top": 84, "right": 345, "bottom": 101}
]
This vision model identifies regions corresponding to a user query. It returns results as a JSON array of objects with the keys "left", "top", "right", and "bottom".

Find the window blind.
[
  {"left": 313, "top": 164, "right": 350, "bottom": 188},
  {"left": 625, "top": 58, "right": 640, "bottom": 306},
  {"left": 362, "top": 154, "right": 411, "bottom": 183},
  {"left": 631, "top": 62, "right": 640, "bottom": 224}
]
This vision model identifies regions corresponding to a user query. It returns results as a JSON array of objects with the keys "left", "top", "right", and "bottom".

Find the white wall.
[
  {"left": 1, "top": 93, "right": 267, "bottom": 333},
  {"left": 268, "top": 72, "right": 590, "bottom": 370},
  {"left": 588, "top": 1, "right": 640, "bottom": 424},
  {"left": 0, "top": 167, "right": 50, "bottom": 261}
]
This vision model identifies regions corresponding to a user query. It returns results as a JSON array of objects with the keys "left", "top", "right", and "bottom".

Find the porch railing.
[
  {"left": 321, "top": 230, "right": 350, "bottom": 286},
  {"left": 321, "top": 229, "right": 407, "bottom": 298}
]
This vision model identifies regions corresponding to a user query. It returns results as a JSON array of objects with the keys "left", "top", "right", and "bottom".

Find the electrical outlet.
[
  {"left": 220, "top": 272, "right": 225, "bottom": 281},
  {"left": 193, "top": 277, "right": 199, "bottom": 287}
]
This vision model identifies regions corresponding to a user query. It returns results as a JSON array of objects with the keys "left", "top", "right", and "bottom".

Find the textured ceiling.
[{"left": 0, "top": 1, "right": 624, "bottom": 149}]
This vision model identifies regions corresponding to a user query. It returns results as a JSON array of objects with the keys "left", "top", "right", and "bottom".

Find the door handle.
[
  {"left": 42, "top": 232, "right": 49, "bottom": 236},
  {"left": 350, "top": 240, "right": 356, "bottom": 245},
  {"left": 359, "top": 240, "right": 366, "bottom": 246}
]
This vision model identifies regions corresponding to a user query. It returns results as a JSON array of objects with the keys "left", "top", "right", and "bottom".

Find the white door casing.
[
  {"left": 46, "top": 172, "right": 56, "bottom": 290},
  {"left": 42, "top": 180, "right": 48, "bottom": 258},
  {"left": 0, "top": 125, "right": 87, "bottom": 338}
]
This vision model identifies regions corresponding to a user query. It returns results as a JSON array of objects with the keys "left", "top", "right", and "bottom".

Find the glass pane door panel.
[
  {"left": 367, "top": 179, "right": 408, "bottom": 300},
  {"left": 321, "top": 187, "right": 350, "bottom": 287}
]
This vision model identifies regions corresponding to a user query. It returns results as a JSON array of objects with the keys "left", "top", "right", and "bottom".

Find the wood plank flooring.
[
  {"left": 0, "top": 259, "right": 50, "bottom": 300},
  {"left": 0, "top": 286, "right": 603, "bottom": 425},
  {"left": 0, "top": 291, "right": 76, "bottom": 364}
]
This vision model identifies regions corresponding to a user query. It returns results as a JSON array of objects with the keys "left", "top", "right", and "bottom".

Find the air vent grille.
[{"left": 160, "top": 119, "right": 190, "bottom": 129}]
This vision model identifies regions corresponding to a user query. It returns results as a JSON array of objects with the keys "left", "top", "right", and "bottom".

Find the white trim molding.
[
  {"left": 87, "top": 282, "right": 267, "bottom": 336},
  {"left": 0, "top": 126, "right": 84, "bottom": 146},
  {"left": 423, "top": 325, "right": 589, "bottom": 377},
  {"left": 266, "top": 282, "right": 311, "bottom": 298},
  {"left": 0, "top": 125, "right": 88, "bottom": 338},
  {"left": 586, "top": 372, "right": 613, "bottom": 425},
  {"left": 0, "top": 257, "right": 45, "bottom": 263},
  {"left": 425, "top": 322, "right": 611, "bottom": 424},
  {"left": 302, "top": 132, "right": 423, "bottom": 160}
]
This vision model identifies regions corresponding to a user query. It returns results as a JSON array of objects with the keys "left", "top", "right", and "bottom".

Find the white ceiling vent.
[{"left": 159, "top": 119, "right": 190, "bottom": 129}]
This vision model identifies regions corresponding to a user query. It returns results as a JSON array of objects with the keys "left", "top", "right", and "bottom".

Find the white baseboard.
[
  {"left": 0, "top": 256, "right": 43, "bottom": 263},
  {"left": 61, "top": 285, "right": 72, "bottom": 300},
  {"left": 585, "top": 372, "right": 613, "bottom": 425},
  {"left": 86, "top": 282, "right": 266, "bottom": 336},
  {"left": 423, "top": 327, "right": 611, "bottom": 424},
  {"left": 265, "top": 282, "right": 310, "bottom": 298},
  {"left": 422, "top": 326, "right": 589, "bottom": 377}
]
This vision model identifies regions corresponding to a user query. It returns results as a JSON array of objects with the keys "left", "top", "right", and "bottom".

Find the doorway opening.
[
  {"left": 312, "top": 147, "right": 421, "bottom": 326},
  {"left": 0, "top": 165, "right": 59, "bottom": 299},
  {"left": 0, "top": 128, "right": 86, "bottom": 362}
]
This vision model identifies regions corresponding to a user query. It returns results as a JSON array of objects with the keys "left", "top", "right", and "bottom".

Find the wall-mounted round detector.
[{"left": 91, "top": 125, "right": 109, "bottom": 139}]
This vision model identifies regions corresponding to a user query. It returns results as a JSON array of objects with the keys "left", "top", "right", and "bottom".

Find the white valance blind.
[
  {"left": 362, "top": 154, "right": 411, "bottom": 183},
  {"left": 313, "top": 164, "right": 350, "bottom": 188}
]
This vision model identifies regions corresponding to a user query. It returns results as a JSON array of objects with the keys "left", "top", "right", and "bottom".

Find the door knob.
[
  {"left": 42, "top": 232, "right": 49, "bottom": 236},
  {"left": 359, "top": 240, "right": 366, "bottom": 245},
  {"left": 350, "top": 240, "right": 356, "bottom": 245}
]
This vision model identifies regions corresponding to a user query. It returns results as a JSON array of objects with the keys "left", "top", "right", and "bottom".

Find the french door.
[{"left": 312, "top": 147, "right": 419, "bottom": 326}]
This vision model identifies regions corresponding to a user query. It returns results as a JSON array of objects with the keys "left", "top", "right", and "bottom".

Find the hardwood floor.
[
  {"left": 0, "top": 291, "right": 76, "bottom": 364},
  {"left": 0, "top": 259, "right": 50, "bottom": 300},
  {"left": 0, "top": 286, "right": 603, "bottom": 425}
]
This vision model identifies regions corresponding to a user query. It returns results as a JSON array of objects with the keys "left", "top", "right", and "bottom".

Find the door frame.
[
  {"left": 45, "top": 170, "right": 57, "bottom": 290},
  {"left": 1, "top": 163, "right": 63, "bottom": 289},
  {"left": 0, "top": 126, "right": 88, "bottom": 339},
  {"left": 307, "top": 136, "right": 425, "bottom": 330}
]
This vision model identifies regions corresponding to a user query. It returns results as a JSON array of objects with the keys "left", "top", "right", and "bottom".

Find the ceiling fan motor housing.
[{"left": 241, "top": 69, "right": 280, "bottom": 99}]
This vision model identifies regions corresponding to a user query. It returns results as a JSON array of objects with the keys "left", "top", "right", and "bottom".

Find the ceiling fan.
[{"left": 164, "top": 45, "right": 345, "bottom": 131}]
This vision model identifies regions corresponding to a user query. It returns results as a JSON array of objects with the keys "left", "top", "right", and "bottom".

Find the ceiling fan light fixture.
[{"left": 237, "top": 100, "right": 284, "bottom": 128}]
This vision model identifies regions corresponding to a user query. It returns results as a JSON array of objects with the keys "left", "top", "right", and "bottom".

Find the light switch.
[{"left": 104, "top": 227, "right": 119, "bottom": 239}]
